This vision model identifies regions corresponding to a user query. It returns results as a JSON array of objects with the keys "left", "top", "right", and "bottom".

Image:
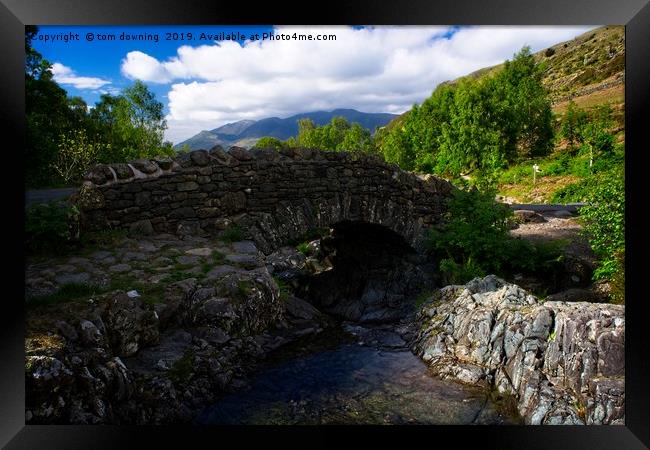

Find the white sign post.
[{"left": 533, "top": 164, "right": 541, "bottom": 184}]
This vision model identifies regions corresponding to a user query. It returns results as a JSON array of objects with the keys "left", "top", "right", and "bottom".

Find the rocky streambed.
[{"left": 24, "top": 224, "right": 624, "bottom": 425}]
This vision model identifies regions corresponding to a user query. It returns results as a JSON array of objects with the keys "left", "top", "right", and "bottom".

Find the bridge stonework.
[{"left": 75, "top": 147, "right": 455, "bottom": 254}]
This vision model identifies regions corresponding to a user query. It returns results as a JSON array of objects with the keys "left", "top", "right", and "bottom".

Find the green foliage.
[
  {"left": 559, "top": 101, "right": 588, "bottom": 149},
  {"left": 291, "top": 116, "right": 375, "bottom": 154},
  {"left": 379, "top": 46, "right": 554, "bottom": 184},
  {"left": 25, "top": 201, "right": 80, "bottom": 254},
  {"left": 220, "top": 224, "right": 245, "bottom": 243},
  {"left": 26, "top": 282, "right": 102, "bottom": 307},
  {"left": 427, "top": 187, "right": 564, "bottom": 284},
  {"left": 25, "top": 27, "right": 173, "bottom": 187},
  {"left": 578, "top": 169, "right": 624, "bottom": 300},
  {"left": 414, "top": 290, "right": 434, "bottom": 308},
  {"left": 253, "top": 136, "right": 287, "bottom": 150},
  {"left": 211, "top": 250, "right": 225, "bottom": 264},
  {"left": 51, "top": 128, "right": 109, "bottom": 184},
  {"left": 168, "top": 349, "right": 195, "bottom": 385},
  {"left": 273, "top": 276, "right": 292, "bottom": 302},
  {"left": 296, "top": 242, "right": 313, "bottom": 256}
]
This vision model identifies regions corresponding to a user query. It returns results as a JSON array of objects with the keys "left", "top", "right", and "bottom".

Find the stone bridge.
[{"left": 75, "top": 147, "right": 455, "bottom": 254}]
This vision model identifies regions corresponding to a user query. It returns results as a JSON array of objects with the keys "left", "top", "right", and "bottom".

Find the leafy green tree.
[
  {"left": 339, "top": 123, "right": 373, "bottom": 153},
  {"left": 579, "top": 104, "right": 615, "bottom": 172},
  {"left": 253, "top": 136, "right": 287, "bottom": 150},
  {"left": 25, "top": 26, "right": 81, "bottom": 187},
  {"left": 51, "top": 128, "right": 109, "bottom": 184},
  {"left": 579, "top": 168, "right": 624, "bottom": 302},
  {"left": 560, "top": 101, "right": 588, "bottom": 149},
  {"left": 90, "top": 81, "right": 173, "bottom": 161}
]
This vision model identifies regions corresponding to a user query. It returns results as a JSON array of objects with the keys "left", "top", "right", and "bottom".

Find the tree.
[
  {"left": 51, "top": 128, "right": 108, "bottom": 184},
  {"left": 25, "top": 26, "right": 80, "bottom": 186},
  {"left": 579, "top": 104, "right": 615, "bottom": 171},
  {"left": 253, "top": 136, "right": 287, "bottom": 150},
  {"left": 560, "top": 101, "right": 588, "bottom": 149},
  {"left": 90, "top": 81, "right": 173, "bottom": 161}
]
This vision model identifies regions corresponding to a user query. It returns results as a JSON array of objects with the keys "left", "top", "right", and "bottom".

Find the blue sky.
[{"left": 32, "top": 25, "right": 596, "bottom": 144}]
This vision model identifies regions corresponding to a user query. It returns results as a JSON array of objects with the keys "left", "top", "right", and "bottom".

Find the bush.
[
  {"left": 428, "top": 187, "right": 565, "bottom": 284},
  {"left": 545, "top": 48, "right": 556, "bottom": 57},
  {"left": 579, "top": 170, "right": 625, "bottom": 301},
  {"left": 25, "top": 201, "right": 80, "bottom": 254}
]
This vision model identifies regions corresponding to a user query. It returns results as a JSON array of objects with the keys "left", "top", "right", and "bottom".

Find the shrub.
[
  {"left": 25, "top": 201, "right": 80, "bottom": 254},
  {"left": 545, "top": 48, "right": 556, "bottom": 57},
  {"left": 220, "top": 224, "right": 245, "bottom": 242},
  {"left": 579, "top": 170, "right": 625, "bottom": 301},
  {"left": 428, "top": 187, "right": 565, "bottom": 284}
]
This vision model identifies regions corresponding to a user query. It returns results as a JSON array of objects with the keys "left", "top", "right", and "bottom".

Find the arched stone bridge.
[{"left": 76, "top": 147, "right": 455, "bottom": 254}]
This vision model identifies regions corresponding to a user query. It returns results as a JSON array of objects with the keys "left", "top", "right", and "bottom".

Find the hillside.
[
  {"left": 385, "top": 25, "right": 624, "bottom": 133},
  {"left": 175, "top": 109, "right": 398, "bottom": 150}
]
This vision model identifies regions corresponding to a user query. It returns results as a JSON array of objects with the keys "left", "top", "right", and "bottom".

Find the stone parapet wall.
[{"left": 75, "top": 147, "right": 455, "bottom": 254}]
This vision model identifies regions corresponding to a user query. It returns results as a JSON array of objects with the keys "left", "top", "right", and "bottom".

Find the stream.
[{"left": 196, "top": 324, "right": 519, "bottom": 425}]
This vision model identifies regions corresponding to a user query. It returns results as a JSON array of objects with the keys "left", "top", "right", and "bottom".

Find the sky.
[{"left": 32, "top": 25, "right": 597, "bottom": 144}]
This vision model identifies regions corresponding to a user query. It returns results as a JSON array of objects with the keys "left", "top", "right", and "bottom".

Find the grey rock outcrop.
[{"left": 412, "top": 275, "right": 624, "bottom": 425}]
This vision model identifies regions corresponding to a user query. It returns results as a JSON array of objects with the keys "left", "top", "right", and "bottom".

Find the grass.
[
  {"left": 211, "top": 250, "right": 225, "bottom": 264},
  {"left": 26, "top": 282, "right": 103, "bottom": 307},
  {"left": 237, "top": 279, "right": 253, "bottom": 298},
  {"left": 273, "top": 276, "right": 292, "bottom": 302},
  {"left": 220, "top": 224, "right": 245, "bottom": 243},
  {"left": 296, "top": 242, "right": 311, "bottom": 256},
  {"left": 26, "top": 273, "right": 169, "bottom": 308},
  {"left": 414, "top": 290, "right": 433, "bottom": 309},
  {"left": 168, "top": 349, "right": 195, "bottom": 385}
]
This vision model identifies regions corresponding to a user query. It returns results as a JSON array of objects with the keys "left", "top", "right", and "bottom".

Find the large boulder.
[{"left": 412, "top": 275, "right": 625, "bottom": 425}]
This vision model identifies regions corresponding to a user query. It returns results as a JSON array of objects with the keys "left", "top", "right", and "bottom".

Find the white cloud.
[
  {"left": 51, "top": 63, "right": 112, "bottom": 90},
  {"left": 120, "top": 25, "right": 596, "bottom": 143}
]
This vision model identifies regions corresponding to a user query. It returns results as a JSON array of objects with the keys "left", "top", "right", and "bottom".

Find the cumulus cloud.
[
  {"left": 120, "top": 25, "right": 595, "bottom": 143},
  {"left": 51, "top": 63, "right": 112, "bottom": 89}
]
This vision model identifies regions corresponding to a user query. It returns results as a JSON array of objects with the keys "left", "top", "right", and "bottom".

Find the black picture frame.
[{"left": 2, "top": 0, "right": 648, "bottom": 448}]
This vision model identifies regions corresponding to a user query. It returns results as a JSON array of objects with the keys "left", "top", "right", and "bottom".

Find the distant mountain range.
[{"left": 174, "top": 109, "right": 398, "bottom": 150}]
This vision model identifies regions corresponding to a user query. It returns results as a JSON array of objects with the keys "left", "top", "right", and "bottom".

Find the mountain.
[{"left": 174, "top": 109, "right": 398, "bottom": 150}]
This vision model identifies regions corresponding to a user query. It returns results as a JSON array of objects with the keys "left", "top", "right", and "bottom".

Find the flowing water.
[{"left": 197, "top": 325, "right": 518, "bottom": 425}]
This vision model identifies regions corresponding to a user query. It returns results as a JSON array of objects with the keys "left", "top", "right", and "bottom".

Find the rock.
[
  {"left": 545, "top": 288, "right": 603, "bottom": 303},
  {"left": 79, "top": 319, "right": 105, "bottom": 346},
  {"left": 284, "top": 296, "right": 321, "bottom": 320},
  {"left": 514, "top": 210, "right": 547, "bottom": 223},
  {"left": 266, "top": 247, "right": 306, "bottom": 274},
  {"left": 131, "top": 159, "right": 159, "bottom": 174},
  {"left": 413, "top": 275, "right": 625, "bottom": 425},
  {"left": 231, "top": 241, "right": 259, "bottom": 255},
  {"left": 55, "top": 320, "right": 78, "bottom": 342},
  {"left": 228, "top": 146, "right": 253, "bottom": 161},
  {"left": 129, "top": 219, "right": 154, "bottom": 236},
  {"left": 84, "top": 165, "right": 114, "bottom": 185},
  {"left": 225, "top": 254, "right": 261, "bottom": 269},
  {"left": 108, "top": 263, "right": 131, "bottom": 273},
  {"left": 102, "top": 292, "right": 160, "bottom": 357},
  {"left": 177, "top": 255, "right": 200, "bottom": 265},
  {"left": 205, "top": 265, "right": 238, "bottom": 281},
  {"left": 90, "top": 251, "right": 113, "bottom": 261},
  {"left": 552, "top": 210, "right": 573, "bottom": 218},
  {"left": 185, "top": 248, "right": 213, "bottom": 257},
  {"left": 190, "top": 150, "right": 211, "bottom": 166},
  {"left": 111, "top": 163, "right": 134, "bottom": 179},
  {"left": 55, "top": 272, "right": 91, "bottom": 286}
]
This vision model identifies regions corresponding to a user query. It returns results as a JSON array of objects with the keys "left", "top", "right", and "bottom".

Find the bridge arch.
[{"left": 75, "top": 147, "right": 455, "bottom": 254}]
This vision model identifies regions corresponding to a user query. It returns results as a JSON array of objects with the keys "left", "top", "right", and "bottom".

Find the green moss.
[
  {"left": 211, "top": 250, "right": 225, "bottom": 264},
  {"left": 273, "top": 276, "right": 292, "bottom": 302},
  {"left": 168, "top": 349, "right": 195, "bottom": 385},
  {"left": 221, "top": 224, "right": 245, "bottom": 243},
  {"left": 237, "top": 279, "right": 253, "bottom": 298},
  {"left": 415, "top": 290, "right": 434, "bottom": 309},
  {"left": 26, "top": 282, "right": 103, "bottom": 307}
]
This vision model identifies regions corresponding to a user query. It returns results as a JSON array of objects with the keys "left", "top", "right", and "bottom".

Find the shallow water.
[{"left": 197, "top": 327, "right": 515, "bottom": 425}]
